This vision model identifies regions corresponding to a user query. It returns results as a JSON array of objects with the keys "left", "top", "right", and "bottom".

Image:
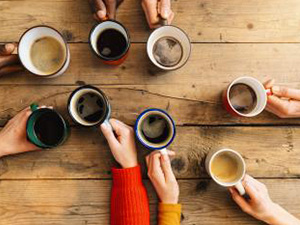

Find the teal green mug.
[{"left": 26, "top": 104, "right": 69, "bottom": 148}]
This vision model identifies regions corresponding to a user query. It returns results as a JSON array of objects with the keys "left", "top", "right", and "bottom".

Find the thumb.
[
  {"left": 100, "top": 122, "right": 119, "bottom": 149},
  {"left": 0, "top": 43, "right": 16, "bottom": 56},
  {"left": 160, "top": 153, "right": 176, "bottom": 181}
]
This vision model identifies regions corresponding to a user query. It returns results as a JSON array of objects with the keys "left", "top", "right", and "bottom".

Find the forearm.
[
  {"left": 111, "top": 165, "right": 150, "bottom": 225},
  {"left": 266, "top": 204, "right": 300, "bottom": 225},
  {"left": 158, "top": 203, "right": 181, "bottom": 225}
]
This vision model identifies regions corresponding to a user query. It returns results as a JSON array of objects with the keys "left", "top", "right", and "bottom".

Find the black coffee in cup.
[
  {"left": 76, "top": 92, "right": 105, "bottom": 123},
  {"left": 229, "top": 83, "right": 257, "bottom": 114},
  {"left": 141, "top": 114, "right": 171, "bottom": 144},
  {"left": 34, "top": 110, "right": 65, "bottom": 146},
  {"left": 153, "top": 37, "right": 183, "bottom": 67},
  {"left": 96, "top": 29, "right": 127, "bottom": 59}
]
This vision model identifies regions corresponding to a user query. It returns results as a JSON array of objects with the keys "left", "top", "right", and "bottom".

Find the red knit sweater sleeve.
[{"left": 111, "top": 165, "right": 150, "bottom": 225}]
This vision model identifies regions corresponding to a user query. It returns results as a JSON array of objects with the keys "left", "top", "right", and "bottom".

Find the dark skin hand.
[
  {"left": 0, "top": 43, "right": 23, "bottom": 76},
  {"left": 89, "top": 0, "right": 124, "bottom": 21}
]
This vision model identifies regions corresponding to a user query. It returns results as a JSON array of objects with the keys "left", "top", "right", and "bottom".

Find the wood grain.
[
  {"left": 0, "top": 179, "right": 299, "bottom": 225},
  {"left": 0, "top": 83, "right": 300, "bottom": 126},
  {"left": 2, "top": 0, "right": 300, "bottom": 42},
  {"left": 2, "top": 43, "right": 300, "bottom": 87},
  {"left": 1, "top": 126, "right": 300, "bottom": 179}
]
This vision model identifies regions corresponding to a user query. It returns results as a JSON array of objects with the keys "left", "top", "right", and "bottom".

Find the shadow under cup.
[
  {"left": 135, "top": 109, "right": 176, "bottom": 150},
  {"left": 18, "top": 25, "right": 70, "bottom": 78},
  {"left": 68, "top": 86, "right": 111, "bottom": 127}
]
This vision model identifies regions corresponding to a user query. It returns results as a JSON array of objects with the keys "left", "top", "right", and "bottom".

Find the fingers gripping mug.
[
  {"left": 205, "top": 148, "right": 246, "bottom": 195},
  {"left": 147, "top": 24, "right": 191, "bottom": 70},
  {"left": 26, "top": 104, "right": 69, "bottom": 148},
  {"left": 89, "top": 20, "right": 130, "bottom": 66},
  {"left": 18, "top": 25, "right": 70, "bottom": 78},
  {"left": 135, "top": 108, "right": 176, "bottom": 154},
  {"left": 223, "top": 76, "right": 271, "bottom": 117},
  {"left": 68, "top": 85, "right": 111, "bottom": 128}
]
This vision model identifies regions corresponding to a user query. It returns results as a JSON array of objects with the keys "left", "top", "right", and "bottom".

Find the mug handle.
[
  {"left": 160, "top": 18, "right": 168, "bottom": 26},
  {"left": 235, "top": 181, "right": 246, "bottom": 196},
  {"left": 160, "top": 148, "right": 168, "bottom": 155},
  {"left": 30, "top": 103, "right": 39, "bottom": 112},
  {"left": 103, "top": 118, "right": 113, "bottom": 131}
]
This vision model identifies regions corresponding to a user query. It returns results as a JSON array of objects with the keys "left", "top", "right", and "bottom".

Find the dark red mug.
[
  {"left": 223, "top": 76, "right": 271, "bottom": 117},
  {"left": 89, "top": 20, "right": 130, "bottom": 66}
]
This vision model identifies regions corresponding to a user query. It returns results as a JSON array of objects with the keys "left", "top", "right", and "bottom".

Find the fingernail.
[
  {"left": 272, "top": 86, "right": 280, "bottom": 94},
  {"left": 101, "top": 122, "right": 107, "bottom": 129},
  {"left": 162, "top": 8, "right": 170, "bottom": 18}
]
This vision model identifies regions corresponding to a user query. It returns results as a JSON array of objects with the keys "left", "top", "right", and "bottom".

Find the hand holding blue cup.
[{"left": 135, "top": 108, "right": 176, "bottom": 154}]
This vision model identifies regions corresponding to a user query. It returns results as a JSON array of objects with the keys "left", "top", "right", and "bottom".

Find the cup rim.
[
  {"left": 226, "top": 76, "right": 267, "bottom": 117},
  {"left": 67, "top": 85, "right": 110, "bottom": 127},
  {"left": 26, "top": 108, "right": 68, "bottom": 148},
  {"left": 146, "top": 25, "right": 192, "bottom": 71},
  {"left": 208, "top": 148, "right": 246, "bottom": 187},
  {"left": 134, "top": 108, "right": 176, "bottom": 150},
  {"left": 18, "top": 25, "right": 69, "bottom": 77},
  {"left": 88, "top": 20, "right": 131, "bottom": 62}
]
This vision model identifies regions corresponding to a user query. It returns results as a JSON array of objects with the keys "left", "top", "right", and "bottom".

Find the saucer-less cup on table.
[
  {"left": 147, "top": 25, "right": 191, "bottom": 70},
  {"left": 135, "top": 108, "right": 176, "bottom": 154},
  {"left": 26, "top": 104, "right": 69, "bottom": 149},
  {"left": 18, "top": 25, "right": 70, "bottom": 78},
  {"left": 205, "top": 148, "right": 246, "bottom": 195},
  {"left": 223, "top": 76, "right": 270, "bottom": 117},
  {"left": 68, "top": 85, "right": 111, "bottom": 127},
  {"left": 89, "top": 20, "right": 130, "bottom": 66}
]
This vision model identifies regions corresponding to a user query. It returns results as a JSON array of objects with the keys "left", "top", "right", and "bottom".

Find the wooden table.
[{"left": 1, "top": 0, "right": 300, "bottom": 224}]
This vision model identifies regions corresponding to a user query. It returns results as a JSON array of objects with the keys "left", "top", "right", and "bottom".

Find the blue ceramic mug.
[{"left": 135, "top": 108, "right": 176, "bottom": 154}]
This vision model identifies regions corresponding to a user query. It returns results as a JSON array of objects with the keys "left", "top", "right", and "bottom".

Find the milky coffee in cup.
[{"left": 30, "top": 36, "right": 66, "bottom": 75}]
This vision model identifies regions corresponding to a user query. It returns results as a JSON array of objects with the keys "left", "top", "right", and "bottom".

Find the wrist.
[
  {"left": 264, "top": 203, "right": 291, "bottom": 225},
  {"left": 161, "top": 196, "right": 179, "bottom": 204},
  {"left": 120, "top": 159, "right": 138, "bottom": 169}
]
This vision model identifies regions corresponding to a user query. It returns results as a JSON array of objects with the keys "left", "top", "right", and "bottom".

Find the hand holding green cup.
[{"left": 26, "top": 104, "right": 69, "bottom": 149}]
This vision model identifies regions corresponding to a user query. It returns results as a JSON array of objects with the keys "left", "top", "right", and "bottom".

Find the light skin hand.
[
  {"left": 229, "top": 175, "right": 300, "bottom": 225},
  {"left": 89, "top": 0, "right": 124, "bottom": 21},
  {"left": 100, "top": 118, "right": 138, "bottom": 168},
  {"left": 264, "top": 79, "right": 300, "bottom": 118},
  {"left": 0, "top": 107, "right": 39, "bottom": 158},
  {"left": 146, "top": 150, "right": 179, "bottom": 204},
  {"left": 0, "top": 43, "right": 23, "bottom": 76},
  {"left": 142, "top": 0, "right": 174, "bottom": 29}
]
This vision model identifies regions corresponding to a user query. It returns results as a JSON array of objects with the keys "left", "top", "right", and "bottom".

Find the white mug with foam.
[
  {"left": 205, "top": 148, "right": 246, "bottom": 195},
  {"left": 18, "top": 25, "right": 70, "bottom": 78}
]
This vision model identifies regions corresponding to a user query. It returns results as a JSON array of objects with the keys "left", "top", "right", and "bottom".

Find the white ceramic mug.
[
  {"left": 223, "top": 76, "right": 270, "bottom": 117},
  {"left": 147, "top": 25, "right": 191, "bottom": 70},
  {"left": 68, "top": 85, "right": 111, "bottom": 128},
  {"left": 18, "top": 25, "right": 70, "bottom": 78},
  {"left": 205, "top": 148, "right": 246, "bottom": 195}
]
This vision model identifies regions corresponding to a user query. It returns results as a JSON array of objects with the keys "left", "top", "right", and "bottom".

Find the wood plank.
[
  {"left": 2, "top": 0, "right": 300, "bottom": 42},
  {"left": 0, "top": 179, "right": 299, "bottom": 224},
  {"left": 2, "top": 43, "right": 300, "bottom": 87},
  {"left": 0, "top": 84, "right": 300, "bottom": 126},
  {"left": 1, "top": 126, "right": 300, "bottom": 179}
]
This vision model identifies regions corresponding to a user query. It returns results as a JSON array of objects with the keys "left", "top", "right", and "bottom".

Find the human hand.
[
  {"left": 146, "top": 150, "right": 179, "bottom": 204},
  {"left": 0, "top": 43, "right": 23, "bottom": 76},
  {"left": 89, "top": 0, "right": 124, "bottom": 21},
  {"left": 264, "top": 79, "right": 300, "bottom": 118},
  {"left": 0, "top": 107, "right": 39, "bottom": 157},
  {"left": 229, "top": 175, "right": 300, "bottom": 225},
  {"left": 142, "top": 0, "right": 174, "bottom": 29},
  {"left": 100, "top": 119, "right": 138, "bottom": 168}
]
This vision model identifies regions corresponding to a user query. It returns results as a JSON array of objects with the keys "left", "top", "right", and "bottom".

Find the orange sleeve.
[
  {"left": 111, "top": 165, "right": 150, "bottom": 225},
  {"left": 158, "top": 203, "right": 182, "bottom": 225}
]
